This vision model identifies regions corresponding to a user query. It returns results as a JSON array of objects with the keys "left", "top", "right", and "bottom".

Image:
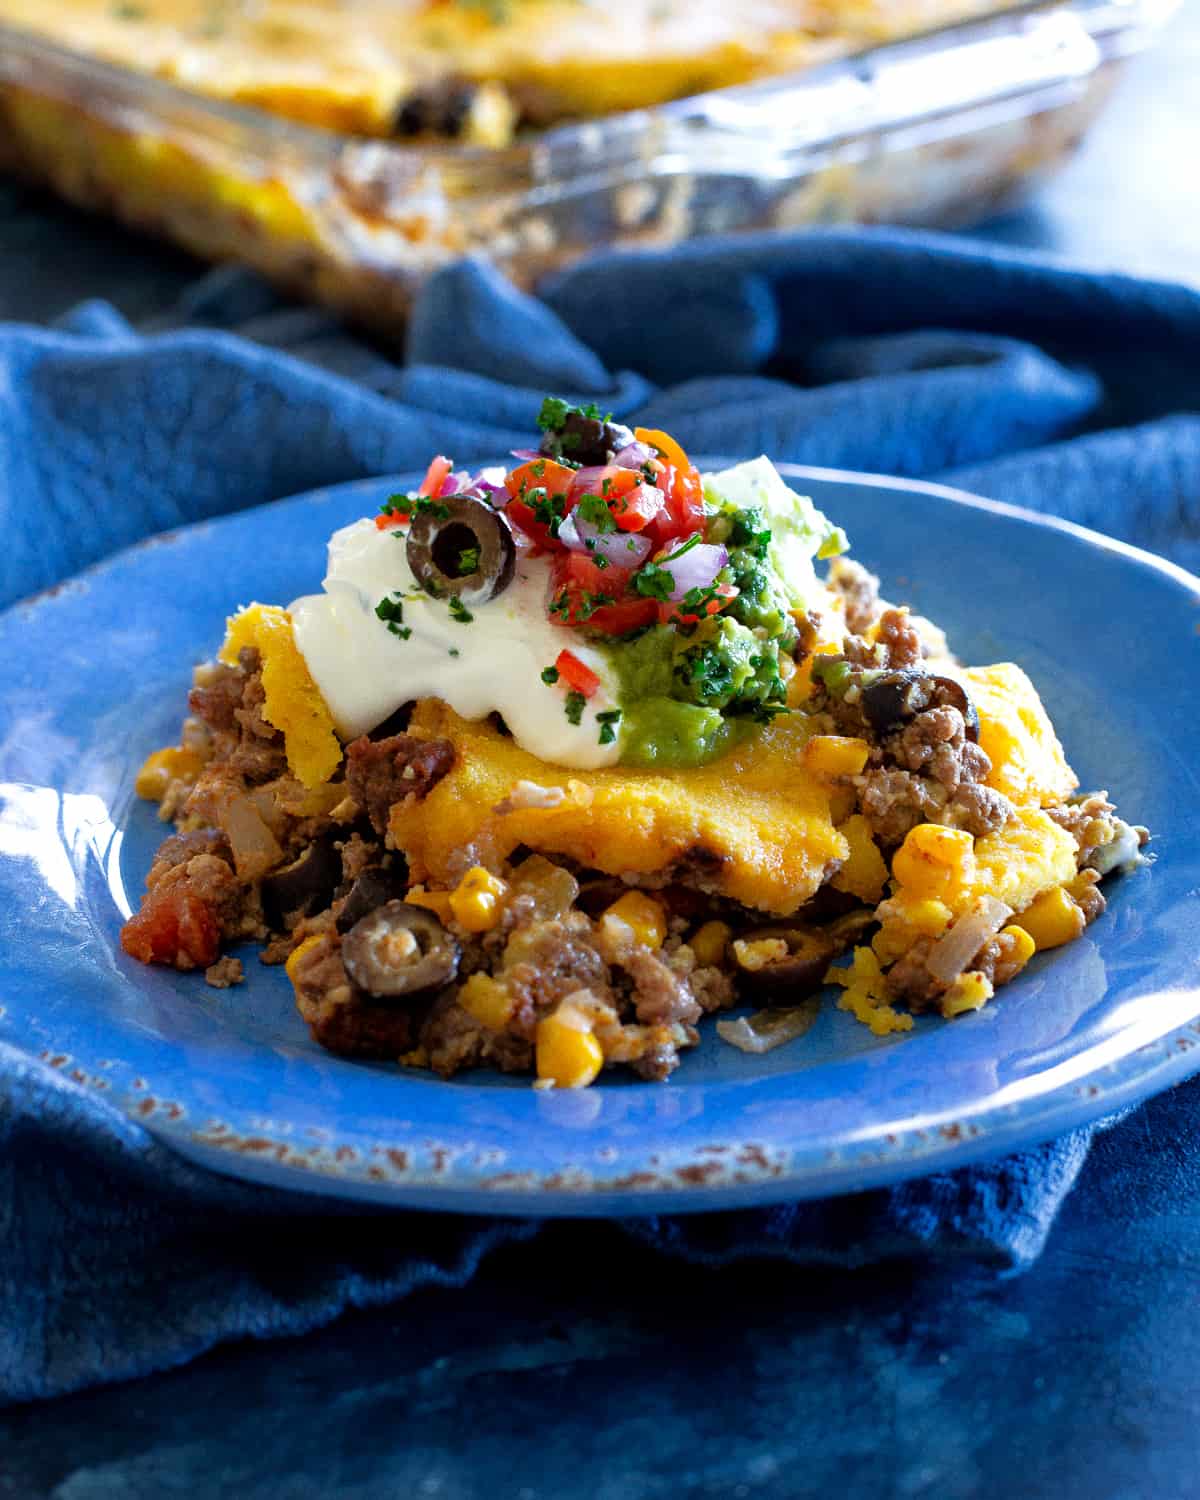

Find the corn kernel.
[
  {"left": 449, "top": 866, "right": 508, "bottom": 933},
  {"left": 831, "top": 813, "right": 889, "bottom": 903},
  {"left": 405, "top": 887, "right": 454, "bottom": 922},
  {"left": 536, "top": 1005, "right": 604, "bottom": 1088},
  {"left": 459, "top": 972, "right": 514, "bottom": 1031},
  {"left": 690, "top": 920, "right": 732, "bottom": 967},
  {"left": 134, "top": 745, "right": 203, "bottom": 801},
  {"left": 802, "top": 735, "right": 871, "bottom": 778},
  {"left": 941, "top": 970, "right": 994, "bottom": 1018},
  {"left": 285, "top": 933, "right": 325, "bottom": 987},
  {"left": 1012, "top": 885, "right": 1086, "bottom": 951},
  {"left": 999, "top": 924, "right": 1036, "bottom": 970},
  {"left": 602, "top": 891, "right": 667, "bottom": 952},
  {"left": 871, "top": 896, "right": 953, "bottom": 966},
  {"left": 892, "top": 824, "right": 976, "bottom": 905},
  {"left": 732, "top": 937, "right": 789, "bottom": 973}
]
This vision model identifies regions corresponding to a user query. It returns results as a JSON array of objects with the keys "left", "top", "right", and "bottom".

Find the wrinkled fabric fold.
[{"left": 2, "top": 227, "right": 1197, "bottom": 1403}]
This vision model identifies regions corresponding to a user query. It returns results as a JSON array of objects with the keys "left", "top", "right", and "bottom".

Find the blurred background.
[{"left": 0, "top": 0, "right": 1193, "bottom": 328}]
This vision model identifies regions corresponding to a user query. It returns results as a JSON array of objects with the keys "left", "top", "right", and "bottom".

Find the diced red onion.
[
  {"left": 558, "top": 511, "right": 653, "bottom": 569},
  {"left": 661, "top": 543, "right": 728, "bottom": 601},
  {"left": 926, "top": 896, "right": 1012, "bottom": 986},
  {"left": 612, "top": 441, "right": 657, "bottom": 471},
  {"left": 510, "top": 448, "right": 541, "bottom": 462},
  {"left": 569, "top": 466, "right": 611, "bottom": 496},
  {"left": 439, "top": 472, "right": 473, "bottom": 496}
]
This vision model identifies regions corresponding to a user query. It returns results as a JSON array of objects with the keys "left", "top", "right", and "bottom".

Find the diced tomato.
[
  {"left": 564, "top": 474, "right": 660, "bottom": 540},
  {"left": 418, "top": 455, "right": 453, "bottom": 498},
  {"left": 611, "top": 482, "right": 665, "bottom": 533},
  {"left": 634, "top": 427, "right": 691, "bottom": 476},
  {"left": 507, "top": 458, "right": 578, "bottom": 498},
  {"left": 657, "top": 583, "right": 739, "bottom": 627},
  {"left": 374, "top": 511, "right": 398, "bottom": 530},
  {"left": 555, "top": 649, "right": 601, "bottom": 698},
  {"left": 567, "top": 467, "right": 663, "bottom": 533},
  {"left": 505, "top": 458, "right": 578, "bottom": 549},
  {"left": 586, "top": 596, "right": 660, "bottom": 634},
  {"left": 120, "top": 888, "right": 221, "bottom": 970},
  {"left": 548, "top": 553, "right": 657, "bottom": 634},
  {"left": 569, "top": 466, "right": 639, "bottom": 502},
  {"left": 637, "top": 435, "right": 704, "bottom": 546}
]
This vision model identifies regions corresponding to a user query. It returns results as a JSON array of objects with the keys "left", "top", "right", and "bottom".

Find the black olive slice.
[
  {"left": 540, "top": 410, "right": 635, "bottom": 467},
  {"left": 407, "top": 494, "right": 515, "bottom": 607},
  {"left": 734, "top": 925, "right": 837, "bottom": 1004},
  {"left": 859, "top": 669, "right": 934, "bottom": 734},
  {"left": 336, "top": 865, "right": 410, "bottom": 934},
  {"left": 260, "top": 836, "right": 342, "bottom": 929},
  {"left": 341, "top": 901, "right": 460, "bottom": 999},
  {"left": 930, "top": 675, "right": 981, "bottom": 743}
]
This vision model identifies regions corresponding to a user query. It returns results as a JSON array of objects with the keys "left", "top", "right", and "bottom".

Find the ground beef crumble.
[
  {"left": 809, "top": 632, "right": 1015, "bottom": 847},
  {"left": 345, "top": 733, "right": 456, "bottom": 835},
  {"left": 204, "top": 956, "right": 244, "bottom": 989}
]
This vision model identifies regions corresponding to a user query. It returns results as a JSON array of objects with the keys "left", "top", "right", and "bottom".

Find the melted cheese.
[{"left": 391, "top": 700, "right": 849, "bottom": 915}]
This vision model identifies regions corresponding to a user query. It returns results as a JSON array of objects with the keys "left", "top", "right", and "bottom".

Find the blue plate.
[{"left": 1, "top": 466, "right": 1198, "bottom": 1216}]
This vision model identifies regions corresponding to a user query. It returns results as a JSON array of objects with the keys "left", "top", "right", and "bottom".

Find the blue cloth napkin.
[{"left": 2, "top": 227, "right": 1198, "bottom": 1404}]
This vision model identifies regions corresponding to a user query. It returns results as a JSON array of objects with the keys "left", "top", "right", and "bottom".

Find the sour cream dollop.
[{"left": 289, "top": 516, "right": 622, "bottom": 770}]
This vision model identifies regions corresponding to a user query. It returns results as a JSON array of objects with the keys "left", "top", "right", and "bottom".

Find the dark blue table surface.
[{"left": 2, "top": 7, "right": 1199, "bottom": 1495}]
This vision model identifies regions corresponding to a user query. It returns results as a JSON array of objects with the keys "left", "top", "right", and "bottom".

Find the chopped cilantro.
[
  {"left": 595, "top": 707, "right": 622, "bottom": 746},
  {"left": 374, "top": 596, "right": 413, "bottom": 640},
  {"left": 564, "top": 691, "right": 586, "bottom": 726},
  {"left": 379, "top": 492, "right": 451, "bottom": 523},
  {"left": 111, "top": 2, "right": 146, "bottom": 16},
  {"left": 448, "top": 595, "right": 474, "bottom": 624},
  {"left": 537, "top": 397, "right": 570, "bottom": 433},
  {"left": 633, "top": 562, "right": 674, "bottom": 601},
  {"left": 575, "top": 493, "right": 617, "bottom": 533},
  {"left": 540, "top": 665, "right": 560, "bottom": 685},
  {"left": 573, "top": 590, "right": 614, "bottom": 622},
  {"left": 449, "top": 647, "right": 461, "bottom": 657},
  {"left": 526, "top": 487, "right": 567, "bottom": 537},
  {"left": 458, "top": 546, "right": 480, "bottom": 574}
]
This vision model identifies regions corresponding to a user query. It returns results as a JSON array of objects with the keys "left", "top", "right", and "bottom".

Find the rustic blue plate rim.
[{"left": 1, "top": 463, "right": 1197, "bottom": 1216}]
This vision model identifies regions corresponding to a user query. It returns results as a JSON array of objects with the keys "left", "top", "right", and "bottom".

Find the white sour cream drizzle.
[{"left": 289, "top": 516, "right": 622, "bottom": 770}]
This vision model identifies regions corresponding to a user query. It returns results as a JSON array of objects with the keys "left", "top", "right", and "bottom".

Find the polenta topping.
[{"left": 121, "top": 399, "right": 1148, "bottom": 1087}]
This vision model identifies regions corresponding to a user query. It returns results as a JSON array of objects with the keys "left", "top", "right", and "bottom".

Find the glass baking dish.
[{"left": 0, "top": 0, "right": 1178, "bottom": 334}]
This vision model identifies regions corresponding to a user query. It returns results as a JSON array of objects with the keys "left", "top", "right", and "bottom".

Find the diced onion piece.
[
  {"left": 558, "top": 510, "right": 653, "bottom": 568},
  {"left": 611, "top": 441, "right": 658, "bottom": 471},
  {"left": 664, "top": 542, "right": 728, "bottom": 601},
  {"left": 439, "top": 471, "right": 474, "bottom": 496},
  {"left": 716, "top": 1000, "right": 821, "bottom": 1054},
  {"left": 925, "top": 895, "right": 1012, "bottom": 986}
]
